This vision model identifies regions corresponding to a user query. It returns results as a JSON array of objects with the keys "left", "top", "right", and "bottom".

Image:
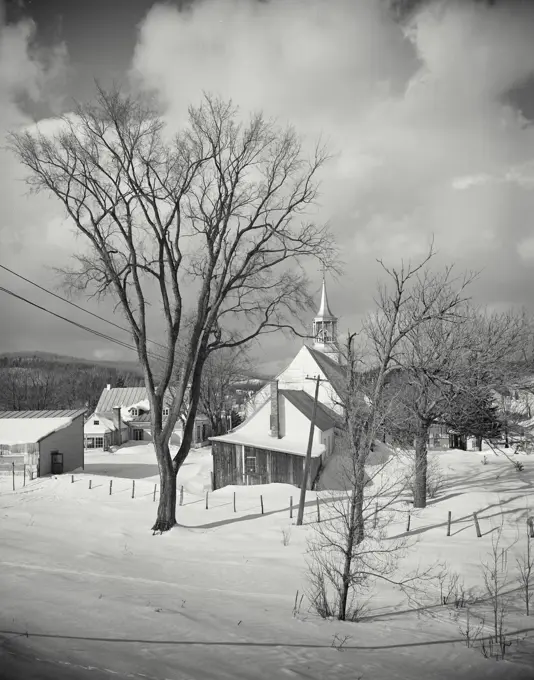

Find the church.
[{"left": 210, "top": 278, "right": 347, "bottom": 490}]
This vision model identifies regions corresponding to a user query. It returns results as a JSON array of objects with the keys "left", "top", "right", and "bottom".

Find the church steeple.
[{"left": 312, "top": 276, "right": 340, "bottom": 363}]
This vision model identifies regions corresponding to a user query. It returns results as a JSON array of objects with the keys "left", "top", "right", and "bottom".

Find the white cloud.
[{"left": 129, "top": 0, "right": 534, "bottom": 337}]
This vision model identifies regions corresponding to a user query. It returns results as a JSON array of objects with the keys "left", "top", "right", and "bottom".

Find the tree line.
[{"left": 0, "top": 354, "right": 142, "bottom": 414}]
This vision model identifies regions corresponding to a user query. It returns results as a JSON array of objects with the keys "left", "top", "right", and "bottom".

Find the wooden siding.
[{"left": 212, "top": 440, "right": 321, "bottom": 490}]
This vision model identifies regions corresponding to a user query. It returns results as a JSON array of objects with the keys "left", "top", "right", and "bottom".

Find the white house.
[{"left": 84, "top": 385, "right": 211, "bottom": 450}]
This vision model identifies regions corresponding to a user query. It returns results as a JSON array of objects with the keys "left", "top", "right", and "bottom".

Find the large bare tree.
[{"left": 9, "top": 88, "right": 335, "bottom": 532}]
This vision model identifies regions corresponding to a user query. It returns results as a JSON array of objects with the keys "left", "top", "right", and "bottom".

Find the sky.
[{"left": 1, "top": 0, "right": 534, "bottom": 375}]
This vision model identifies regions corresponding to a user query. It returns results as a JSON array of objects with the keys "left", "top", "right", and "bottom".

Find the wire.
[
  {"left": 0, "top": 285, "right": 168, "bottom": 364},
  {"left": 0, "top": 263, "right": 168, "bottom": 352}
]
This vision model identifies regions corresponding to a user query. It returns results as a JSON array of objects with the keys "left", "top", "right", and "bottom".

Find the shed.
[{"left": 0, "top": 409, "right": 86, "bottom": 477}]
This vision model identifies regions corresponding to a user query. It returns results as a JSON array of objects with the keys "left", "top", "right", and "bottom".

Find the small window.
[
  {"left": 130, "top": 408, "right": 138, "bottom": 417},
  {"left": 163, "top": 408, "right": 170, "bottom": 417},
  {"left": 245, "top": 456, "right": 257, "bottom": 475},
  {"left": 93, "top": 419, "right": 100, "bottom": 425}
]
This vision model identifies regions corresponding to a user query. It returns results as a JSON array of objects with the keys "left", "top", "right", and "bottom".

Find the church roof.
[
  {"left": 280, "top": 390, "right": 343, "bottom": 430},
  {"left": 315, "top": 278, "right": 336, "bottom": 320},
  {"left": 306, "top": 347, "right": 347, "bottom": 397}
]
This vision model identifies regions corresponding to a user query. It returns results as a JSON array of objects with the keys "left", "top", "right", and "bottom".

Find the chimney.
[
  {"left": 112, "top": 406, "right": 122, "bottom": 431},
  {"left": 269, "top": 381, "right": 280, "bottom": 438},
  {"left": 106, "top": 384, "right": 111, "bottom": 391}
]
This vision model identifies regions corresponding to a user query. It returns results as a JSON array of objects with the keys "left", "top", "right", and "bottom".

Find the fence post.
[
  {"left": 447, "top": 511, "right": 452, "bottom": 537},
  {"left": 316, "top": 496, "right": 321, "bottom": 522},
  {"left": 132, "top": 480, "right": 135, "bottom": 499},
  {"left": 153, "top": 484, "right": 157, "bottom": 502},
  {"left": 290, "top": 496, "right": 293, "bottom": 519},
  {"left": 12, "top": 462, "right": 15, "bottom": 491},
  {"left": 23, "top": 465, "right": 26, "bottom": 487},
  {"left": 109, "top": 479, "right": 113, "bottom": 496},
  {"left": 260, "top": 495, "right": 264, "bottom": 515},
  {"left": 89, "top": 479, "right": 92, "bottom": 490},
  {"left": 406, "top": 510, "right": 411, "bottom": 533},
  {"left": 233, "top": 491, "right": 236, "bottom": 513},
  {"left": 473, "top": 512, "right": 482, "bottom": 538},
  {"left": 71, "top": 474, "right": 74, "bottom": 484},
  {"left": 205, "top": 491, "right": 209, "bottom": 510},
  {"left": 179, "top": 485, "right": 184, "bottom": 506}
]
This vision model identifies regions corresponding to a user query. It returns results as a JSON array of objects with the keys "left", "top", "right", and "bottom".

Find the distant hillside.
[
  {"left": 0, "top": 352, "right": 143, "bottom": 414},
  {"left": 0, "top": 351, "right": 143, "bottom": 375}
]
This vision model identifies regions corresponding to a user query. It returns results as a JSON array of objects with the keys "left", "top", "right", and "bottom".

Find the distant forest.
[{"left": 0, "top": 352, "right": 143, "bottom": 415}]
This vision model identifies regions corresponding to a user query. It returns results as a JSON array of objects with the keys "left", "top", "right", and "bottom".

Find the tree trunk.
[
  {"left": 152, "top": 437, "right": 177, "bottom": 533},
  {"left": 338, "top": 454, "right": 366, "bottom": 621},
  {"left": 339, "top": 491, "right": 358, "bottom": 621},
  {"left": 173, "top": 350, "right": 207, "bottom": 471},
  {"left": 413, "top": 423, "right": 429, "bottom": 508}
]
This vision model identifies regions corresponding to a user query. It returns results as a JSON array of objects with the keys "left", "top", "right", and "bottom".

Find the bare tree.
[
  {"left": 197, "top": 347, "right": 250, "bottom": 435},
  {"left": 306, "top": 251, "right": 472, "bottom": 622},
  {"left": 516, "top": 516, "right": 534, "bottom": 616},
  {"left": 396, "top": 307, "right": 530, "bottom": 507},
  {"left": 306, "top": 451, "right": 434, "bottom": 621},
  {"left": 480, "top": 518, "right": 516, "bottom": 658},
  {"left": 348, "top": 254, "right": 472, "bottom": 522},
  {"left": 9, "top": 87, "right": 335, "bottom": 532}
]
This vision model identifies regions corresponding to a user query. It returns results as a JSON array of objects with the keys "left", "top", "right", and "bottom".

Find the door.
[{"left": 133, "top": 429, "right": 144, "bottom": 441}]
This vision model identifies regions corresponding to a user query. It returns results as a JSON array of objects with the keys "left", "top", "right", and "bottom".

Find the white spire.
[
  {"left": 312, "top": 275, "right": 340, "bottom": 363},
  {"left": 315, "top": 277, "right": 335, "bottom": 320}
]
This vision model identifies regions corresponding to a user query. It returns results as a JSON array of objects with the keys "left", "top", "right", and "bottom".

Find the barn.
[{"left": 0, "top": 410, "right": 85, "bottom": 478}]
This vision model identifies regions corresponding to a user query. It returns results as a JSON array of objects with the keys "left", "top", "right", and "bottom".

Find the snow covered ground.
[{"left": 1, "top": 443, "right": 534, "bottom": 679}]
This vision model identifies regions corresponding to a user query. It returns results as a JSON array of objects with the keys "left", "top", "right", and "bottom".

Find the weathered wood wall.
[{"left": 212, "top": 441, "right": 321, "bottom": 490}]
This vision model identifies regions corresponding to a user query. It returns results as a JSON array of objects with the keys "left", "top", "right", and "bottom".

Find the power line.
[
  {"left": 0, "top": 263, "right": 168, "bottom": 352},
  {"left": 0, "top": 285, "right": 168, "bottom": 364}
]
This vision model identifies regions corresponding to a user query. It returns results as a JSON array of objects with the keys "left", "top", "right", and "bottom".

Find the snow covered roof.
[
  {"left": 305, "top": 347, "right": 346, "bottom": 397},
  {"left": 84, "top": 415, "right": 117, "bottom": 434},
  {"left": 280, "top": 390, "right": 341, "bottom": 431},
  {"left": 210, "top": 430, "right": 325, "bottom": 458},
  {"left": 95, "top": 387, "right": 148, "bottom": 413},
  {"left": 0, "top": 409, "right": 85, "bottom": 445}
]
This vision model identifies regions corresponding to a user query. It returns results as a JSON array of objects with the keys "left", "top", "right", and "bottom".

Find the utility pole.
[{"left": 297, "top": 375, "right": 327, "bottom": 526}]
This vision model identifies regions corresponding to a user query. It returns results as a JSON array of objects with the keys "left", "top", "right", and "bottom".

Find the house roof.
[
  {"left": 306, "top": 347, "right": 347, "bottom": 398},
  {"left": 280, "top": 390, "right": 341, "bottom": 431},
  {"left": 84, "top": 415, "right": 117, "bottom": 434},
  {"left": 95, "top": 387, "right": 148, "bottom": 413},
  {"left": 210, "top": 430, "right": 325, "bottom": 458},
  {"left": 129, "top": 413, "right": 152, "bottom": 424},
  {"left": 0, "top": 409, "right": 86, "bottom": 419},
  {"left": 0, "top": 409, "right": 85, "bottom": 445}
]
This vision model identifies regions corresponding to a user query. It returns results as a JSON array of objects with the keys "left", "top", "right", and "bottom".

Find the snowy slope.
[{"left": 0, "top": 445, "right": 533, "bottom": 679}]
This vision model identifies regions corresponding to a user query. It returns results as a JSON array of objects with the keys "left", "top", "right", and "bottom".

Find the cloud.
[
  {"left": 130, "top": 0, "right": 534, "bottom": 356},
  {"left": 0, "top": 15, "right": 96, "bottom": 356}
]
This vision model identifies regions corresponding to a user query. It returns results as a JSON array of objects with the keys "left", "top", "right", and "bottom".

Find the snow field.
[{"left": 0, "top": 443, "right": 533, "bottom": 679}]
